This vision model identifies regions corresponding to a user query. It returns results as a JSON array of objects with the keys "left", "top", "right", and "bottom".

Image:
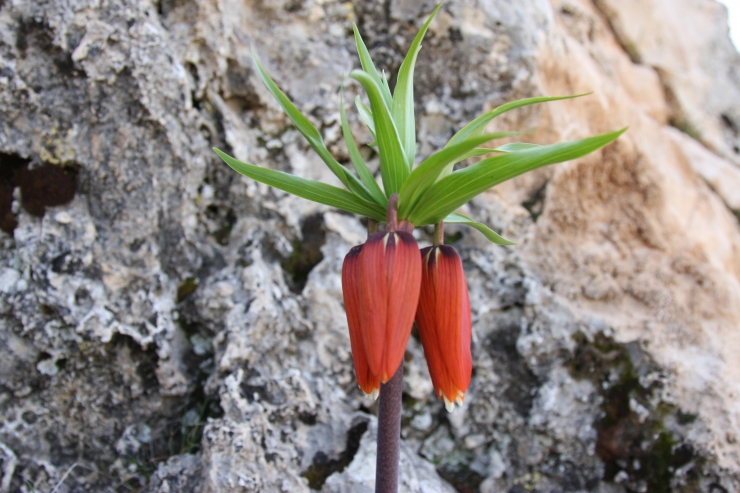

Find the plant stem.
[
  {"left": 433, "top": 221, "right": 444, "bottom": 246},
  {"left": 386, "top": 194, "right": 414, "bottom": 233},
  {"left": 386, "top": 194, "right": 399, "bottom": 231},
  {"left": 375, "top": 365, "right": 403, "bottom": 493}
]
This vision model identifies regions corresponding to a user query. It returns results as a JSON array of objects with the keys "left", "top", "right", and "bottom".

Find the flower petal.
[
  {"left": 416, "top": 245, "right": 472, "bottom": 409},
  {"left": 383, "top": 231, "right": 422, "bottom": 381},
  {"left": 358, "top": 231, "right": 421, "bottom": 382},
  {"left": 342, "top": 244, "right": 380, "bottom": 396}
]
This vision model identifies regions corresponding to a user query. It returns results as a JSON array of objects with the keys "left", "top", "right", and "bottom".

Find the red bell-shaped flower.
[
  {"left": 342, "top": 231, "right": 422, "bottom": 395},
  {"left": 416, "top": 245, "right": 472, "bottom": 411},
  {"left": 342, "top": 244, "right": 380, "bottom": 397}
]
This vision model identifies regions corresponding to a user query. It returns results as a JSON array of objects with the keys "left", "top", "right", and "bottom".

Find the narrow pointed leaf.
[
  {"left": 353, "top": 26, "right": 393, "bottom": 108},
  {"left": 408, "top": 128, "right": 627, "bottom": 225},
  {"left": 355, "top": 96, "right": 377, "bottom": 139},
  {"left": 252, "top": 48, "right": 376, "bottom": 202},
  {"left": 340, "top": 89, "right": 387, "bottom": 205},
  {"left": 381, "top": 70, "right": 393, "bottom": 101},
  {"left": 214, "top": 148, "right": 386, "bottom": 221},
  {"left": 444, "top": 212, "right": 516, "bottom": 245},
  {"left": 398, "top": 133, "right": 516, "bottom": 218},
  {"left": 437, "top": 131, "right": 522, "bottom": 181},
  {"left": 392, "top": 4, "right": 442, "bottom": 170},
  {"left": 493, "top": 142, "right": 542, "bottom": 152},
  {"left": 448, "top": 94, "right": 591, "bottom": 147},
  {"left": 435, "top": 147, "right": 502, "bottom": 171},
  {"left": 461, "top": 147, "right": 499, "bottom": 158},
  {"left": 351, "top": 70, "right": 408, "bottom": 195}
]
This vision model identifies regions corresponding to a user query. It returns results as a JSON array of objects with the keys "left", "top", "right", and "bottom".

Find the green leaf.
[
  {"left": 461, "top": 148, "right": 499, "bottom": 158},
  {"left": 444, "top": 212, "right": 516, "bottom": 245},
  {"left": 340, "top": 89, "right": 387, "bottom": 205},
  {"left": 409, "top": 128, "right": 627, "bottom": 225},
  {"left": 493, "top": 142, "right": 542, "bottom": 152},
  {"left": 448, "top": 94, "right": 591, "bottom": 147},
  {"left": 355, "top": 96, "right": 377, "bottom": 138},
  {"left": 437, "top": 131, "right": 521, "bottom": 181},
  {"left": 392, "top": 4, "right": 442, "bottom": 170},
  {"left": 381, "top": 70, "right": 393, "bottom": 102},
  {"left": 214, "top": 148, "right": 386, "bottom": 221},
  {"left": 353, "top": 25, "right": 393, "bottom": 108},
  {"left": 351, "top": 70, "right": 408, "bottom": 195},
  {"left": 398, "top": 133, "right": 515, "bottom": 218},
  {"left": 251, "top": 48, "right": 380, "bottom": 206}
]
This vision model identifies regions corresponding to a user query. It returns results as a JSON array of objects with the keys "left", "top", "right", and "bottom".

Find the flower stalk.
[{"left": 375, "top": 365, "right": 403, "bottom": 493}]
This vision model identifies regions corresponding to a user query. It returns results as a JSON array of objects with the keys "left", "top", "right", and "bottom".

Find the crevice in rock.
[
  {"left": 436, "top": 462, "right": 485, "bottom": 493},
  {"left": 17, "top": 162, "right": 78, "bottom": 217},
  {"left": 111, "top": 333, "right": 161, "bottom": 394},
  {"left": 591, "top": 0, "right": 641, "bottom": 65},
  {"left": 301, "top": 420, "right": 369, "bottom": 490},
  {"left": 521, "top": 180, "right": 548, "bottom": 222},
  {"left": 720, "top": 113, "right": 740, "bottom": 156},
  {"left": 177, "top": 276, "right": 200, "bottom": 302},
  {"left": 0, "top": 152, "right": 29, "bottom": 233},
  {"left": 567, "top": 332, "right": 709, "bottom": 492},
  {"left": 485, "top": 318, "right": 540, "bottom": 418},
  {"left": 240, "top": 368, "right": 286, "bottom": 406},
  {"left": 205, "top": 204, "right": 237, "bottom": 246},
  {"left": 0, "top": 152, "right": 78, "bottom": 234},
  {"left": 281, "top": 213, "right": 326, "bottom": 294},
  {"left": 111, "top": 332, "right": 221, "bottom": 486}
]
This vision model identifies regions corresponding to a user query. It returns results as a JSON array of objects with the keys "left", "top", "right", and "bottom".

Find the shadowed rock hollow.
[{"left": 1, "top": 0, "right": 740, "bottom": 492}]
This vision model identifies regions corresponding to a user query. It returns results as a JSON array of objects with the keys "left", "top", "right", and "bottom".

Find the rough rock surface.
[{"left": 1, "top": 0, "right": 740, "bottom": 492}]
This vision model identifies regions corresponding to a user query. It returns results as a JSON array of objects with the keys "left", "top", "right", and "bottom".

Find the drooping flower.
[
  {"left": 342, "top": 229, "right": 422, "bottom": 395},
  {"left": 359, "top": 231, "right": 422, "bottom": 382},
  {"left": 415, "top": 245, "right": 472, "bottom": 412},
  {"left": 341, "top": 244, "right": 380, "bottom": 398}
]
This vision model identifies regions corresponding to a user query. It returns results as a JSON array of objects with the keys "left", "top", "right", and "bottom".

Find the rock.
[
  {"left": 0, "top": 0, "right": 739, "bottom": 492},
  {"left": 594, "top": 0, "right": 740, "bottom": 164},
  {"left": 666, "top": 125, "right": 740, "bottom": 214}
]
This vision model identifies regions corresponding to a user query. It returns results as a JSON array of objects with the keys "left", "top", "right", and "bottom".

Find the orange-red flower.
[
  {"left": 342, "top": 231, "right": 422, "bottom": 396},
  {"left": 342, "top": 244, "right": 380, "bottom": 397},
  {"left": 415, "top": 245, "right": 472, "bottom": 411}
]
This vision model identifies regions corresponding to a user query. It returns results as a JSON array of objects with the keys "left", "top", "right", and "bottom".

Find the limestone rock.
[{"left": 0, "top": 0, "right": 739, "bottom": 492}]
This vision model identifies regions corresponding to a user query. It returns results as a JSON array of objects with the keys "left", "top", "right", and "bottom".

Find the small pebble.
[{"left": 54, "top": 211, "right": 72, "bottom": 224}]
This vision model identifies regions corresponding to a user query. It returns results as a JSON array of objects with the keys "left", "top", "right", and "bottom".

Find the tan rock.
[
  {"left": 594, "top": 0, "right": 740, "bottom": 163},
  {"left": 667, "top": 125, "right": 740, "bottom": 213}
]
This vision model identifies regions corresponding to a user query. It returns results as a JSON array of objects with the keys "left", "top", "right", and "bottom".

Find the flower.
[
  {"left": 341, "top": 244, "right": 380, "bottom": 398},
  {"left": 342, "top": 230, "right": 422, "bottom": 396},
  {"left": 415, "top": 245, "right": 472, "bottom": 412}
]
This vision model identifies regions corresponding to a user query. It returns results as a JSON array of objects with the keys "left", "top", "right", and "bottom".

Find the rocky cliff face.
[{"left": 1, "top": 0, "right": 740, "bottom": 492}]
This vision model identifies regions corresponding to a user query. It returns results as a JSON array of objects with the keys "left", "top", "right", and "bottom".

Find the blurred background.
[{"left": 1, "top": 0, "right": 740, "bottom": 492}]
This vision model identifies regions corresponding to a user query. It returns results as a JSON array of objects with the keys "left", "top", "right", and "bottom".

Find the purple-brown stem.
[
  {"left": 375, "top": 365, "right": 403, "bottom": 493},
  {"left": 386, "top": 194, "right": 414, "bottom": 233},
  {"left": 386, "top": 194, "right": 399, "bottom": 231}
]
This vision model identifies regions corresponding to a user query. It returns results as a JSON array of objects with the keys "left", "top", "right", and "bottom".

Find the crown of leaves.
[{"left": 214, "top": 4, "right": 625, "bottom": 244}]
